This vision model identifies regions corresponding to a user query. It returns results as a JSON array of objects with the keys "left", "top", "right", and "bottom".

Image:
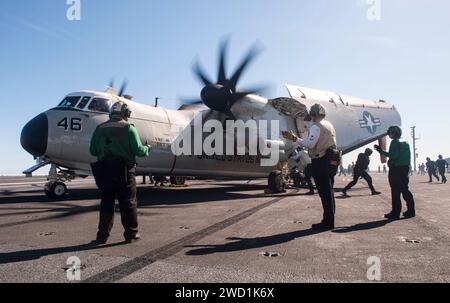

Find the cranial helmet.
[
  {"left": 110, "top": 101, "right": 131, "bottom": 120},
  {"left": 387, "top": 125, "right": 402, "bottom": 139},
  {"left": 309, "top": 104, "right": 326, "bottom": 118}
]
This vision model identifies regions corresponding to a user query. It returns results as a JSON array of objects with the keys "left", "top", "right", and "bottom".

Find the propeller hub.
[{"left": 201, "top": 84, "right": 232, "bottom": 111}]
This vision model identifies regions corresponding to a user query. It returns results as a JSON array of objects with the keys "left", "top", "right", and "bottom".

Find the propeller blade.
[
  {"left": 193, "top": 61, "right": 213, "bottom": 86},
  {"left": 118, "top": 79, "right": 128, "bottom": 96},
  {"left": 217, "top": 39, "right": 229, "bottom": 85},
  {"left": 178, "top": 96, "right": 204, "bottom": 105},
  {"left": 229, "top": 85, "right": 268, "bottom": 105},
  {"left": 228, "top": 43, "right": 263, "bottom": 91},
  {"left": 178, "top": 104, "right": 204, "bottom": 111},
  {"left": 187, "top": 100, "right": 204, "bottom": 105},
  {"left": 108, "top": 78, "right": 115, "bottom": 89},
  {"left": 238, "top": 85, "right": 268, "bottom": 96}
]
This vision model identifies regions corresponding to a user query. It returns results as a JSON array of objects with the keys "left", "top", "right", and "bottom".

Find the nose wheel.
[
  {"left": 170, "top": 176, "right": 186, "bottom": 186},
  {"left": 45, "top": 181, "right": 68, "bottom": 199}
]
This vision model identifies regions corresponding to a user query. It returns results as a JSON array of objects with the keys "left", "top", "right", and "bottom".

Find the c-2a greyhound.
[{"left": 21, "top": 41, "right": 400, "bottom": 199}]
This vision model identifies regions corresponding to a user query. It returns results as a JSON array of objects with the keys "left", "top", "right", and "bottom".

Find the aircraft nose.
[{"left": 21, "top": 113, "right": 48, "bottom": 157}]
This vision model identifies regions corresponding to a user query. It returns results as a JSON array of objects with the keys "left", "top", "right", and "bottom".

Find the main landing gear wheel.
[
  {"left": 268, "top": 171, "right": 286, "bottom": 194},
  {"left": 170, "top": 176, "right": 186, "bottom": 186},
  {"left": 45, "top": 182, "right": 67, "bottom": 199}
]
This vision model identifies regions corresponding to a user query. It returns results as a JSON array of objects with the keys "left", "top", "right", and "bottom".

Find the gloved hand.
[
  {"left": 374, "top": 145, "right": 382, "bottom": 152},
  {"left": 282, "top": 131, "right": 299, "bottom": 142}
]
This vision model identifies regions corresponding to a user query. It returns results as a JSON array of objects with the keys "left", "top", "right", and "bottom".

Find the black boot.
[
  {"left": 90, "top": 238, "right": 108, "bottom": 245},
  {"left": 403, "top": 211, "right": 416, "bottom": 219},
  {"left": 384, "top": 212, "right": 400, "bottom": 220},
  {"left": 125, "top": 234, "right": 141, "bottom": 244}
]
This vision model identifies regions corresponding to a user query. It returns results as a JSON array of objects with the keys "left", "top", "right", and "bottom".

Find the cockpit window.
[
  {"left": 88, "top": 98, "right": 111, "bottom": 113},
  {"left": 58, "top": 96, "right": 81, "bottom": 108},
  {"left": 77, "top": 96, "right": 91, "bottom": 109}
]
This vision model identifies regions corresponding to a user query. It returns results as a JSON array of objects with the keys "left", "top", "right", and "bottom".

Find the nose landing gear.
[{"left": 44, "top": 164, "right": 74, "bottom": 199}]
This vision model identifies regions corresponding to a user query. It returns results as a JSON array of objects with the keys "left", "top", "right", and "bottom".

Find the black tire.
[
  {"left": 49, "top": 182, "right": 67, "bottom": 199},
  {"left": 268, "top": 171, "right": 286, "bottom": 193},
  {"left": 170, "top": 176, "right": 186, "bottom": 186}
]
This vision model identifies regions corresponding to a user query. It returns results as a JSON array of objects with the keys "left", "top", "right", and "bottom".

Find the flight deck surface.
[{"left": 0, "top": 174, "right": 449, "bottom": 283}]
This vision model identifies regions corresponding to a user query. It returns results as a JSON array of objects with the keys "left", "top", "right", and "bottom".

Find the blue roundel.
[{"left": 359, "top": 111, "right": 381, "bottom": 134}]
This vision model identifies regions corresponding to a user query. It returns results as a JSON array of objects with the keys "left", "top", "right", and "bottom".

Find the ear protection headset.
[
  {"left": 387, "top": 125, "right": 402, "bottom": 139},
  {"left": 111, "top": 101, "right": 132, "bottom": 119},
  {"left": 120, "top": 103, "right": 132, "bottom": 119}
]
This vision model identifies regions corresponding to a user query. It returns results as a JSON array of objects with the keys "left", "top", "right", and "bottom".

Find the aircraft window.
[
  {"left": 88, "top": 98, "right": 111, "bottom": 113},
  {"left": 58, "top": 96, "right": 81, "bottom": 108},
  {"left": 77, "top": 96, "right": 91, "bottom": 109}
]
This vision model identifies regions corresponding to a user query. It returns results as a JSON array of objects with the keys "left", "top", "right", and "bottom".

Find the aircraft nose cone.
[{"left": 21, "top": 113, "right": 48, "bottom": 157}]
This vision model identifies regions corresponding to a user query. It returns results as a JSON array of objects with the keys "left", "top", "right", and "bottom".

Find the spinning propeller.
[
  {"left": 107, "top": 78, "right": 129, "bottom": 97},
  {"left": 185, "top": 39, "right": 266, "bottom": 117}
]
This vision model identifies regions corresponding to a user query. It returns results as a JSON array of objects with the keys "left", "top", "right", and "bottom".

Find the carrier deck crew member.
[
  {"left": 342, "top": 148, "right": 381, "bottom": 197},
  {"left": 284, "top": 104, "right": 338, "bottom": 230},
  {"left": 375, "top": 126, "right": 415, "bottom": 219},
  {"left": 90, "top": 101, "right": 150, "bottom": 244}
]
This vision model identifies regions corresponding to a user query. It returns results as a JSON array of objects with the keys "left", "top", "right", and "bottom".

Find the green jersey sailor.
[
  {"left": 90, "top": 101, "right": 150, "bottom": 244},
  {"left": 375, "top": 125, "right": 416, "bottom": 220}
]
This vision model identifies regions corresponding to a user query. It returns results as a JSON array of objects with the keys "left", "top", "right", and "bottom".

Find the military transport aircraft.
[{"left": 21, "top": 41, "right": 400, "bottom": 198}]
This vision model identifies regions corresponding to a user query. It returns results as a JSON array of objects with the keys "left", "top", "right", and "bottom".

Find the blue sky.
[{"left": 0, "top": 0, "right": 449, "bottom": 175}]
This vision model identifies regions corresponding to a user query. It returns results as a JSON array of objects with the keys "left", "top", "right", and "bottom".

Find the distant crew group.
[{"left": 423, "top": 156, "right": 448, "bottom": 184}]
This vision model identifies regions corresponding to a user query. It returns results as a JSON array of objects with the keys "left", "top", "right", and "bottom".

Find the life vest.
[{"left": 308, "top": 120, "right": 337, "bottom": 159}]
